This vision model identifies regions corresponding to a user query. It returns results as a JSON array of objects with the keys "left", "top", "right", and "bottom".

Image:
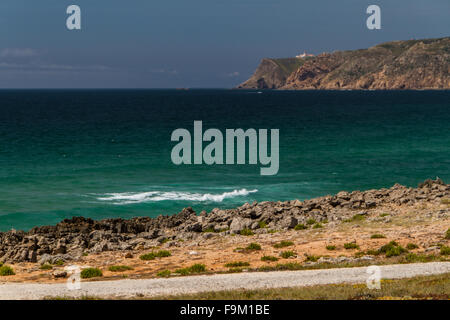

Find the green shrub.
[
  {"left": 379, "top": 241, "right": 407, "bottom": 257},
  {"left": 188, "top": 264, "right": 206, "bottom": 273},
  {"left": 440, "top": 246, "right": 450, "bottom": 256},
  {"left": 274, "top": 263, "right": 303, "bottom": 271},
  {"left": 175, "top": 268, "right": 190, "bottom": 276},
  {"left": 370, "top": 234, "right": 386, "bottom": 239},
  {"left": 406, "top": 243, "right": 419, "bottom": 250},
  {"left": 326, "top": 245, "right": 336, "bottom": 251},
  {"left": 379, "top": 213, "right": 390, "bottom": 217},
  {"left": 305, "top": 255, "right": 320, "bottom": 262},
  {"left": 280, "top": 251, "right": 296, "bottom": 259},
  {"left": 445, "top": 228, "right": 450, "bottom": 240},
  {"left": 306, "top": 219, "right": 316, "bottom": 225},
  {"left": 261, "top": 255, "right": 279, "bottom": 262},
  {"left": 312, "top": 223, "right": 323, "bottom": 229},
  {"left": 54, "top": 259, "right": 64, "bottom": 266},
  {"left": 273, "top": 241, "right": 294, "bottom": 248},
  {"left": 344, "top": 242, "right": 359, "bottom": 250},
  {"left": 240, "top": 229, "right": 254, "bottom": 236},
  {"left": 246, "top": 243, "right": 261, "bottom": 251},
  {"left": 157, "top": 270, "right": 171, "bottom": 277},
  {"left": 80, "top": 268, "right": 103, "bottom": 279},
  {"left": 108, "top": 265, "right": 133, "bottom": 272},
  {"left": 203, "top": 227, "right": 215, "bottom": 233},
  {"left": 0, "top": 265, "right": 15, "bottom": 276},
  {"left": 294, "top": 224, "right": 307, "bottom": 230},
  {"left": 344, "top": 214, "right": 366, "bottom": 223},
  {"left": 140, "top": 253, "right": 156, "bottom": 260},
  {"left": 40, "top": 264, "right": 53, "bottom": 270},
  {"left": 366, "top": 249, "right": 380, "bottom": 256},
  {"left": 258, "top": 221, "right": 267, "bottom": 229},
  {"left": 140, "top": 250, "right": 171, "bottom": 260},
  {"left": 0, "top": 262, "right": 3, "bottom": 267},
  {"left": 225, "top": 261, "right": 250, "bottom": 268}
]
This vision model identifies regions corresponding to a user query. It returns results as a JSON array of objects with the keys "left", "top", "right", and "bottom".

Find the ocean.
[{"left": 0, "top": 89, "right": 449, "bottom": 231}]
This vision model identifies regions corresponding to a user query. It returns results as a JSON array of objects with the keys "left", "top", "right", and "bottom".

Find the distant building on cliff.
[{"left": 296, "top": 51, "right": 315, "bottom": 59}]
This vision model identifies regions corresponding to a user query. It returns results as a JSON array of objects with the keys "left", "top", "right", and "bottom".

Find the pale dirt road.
[{"left": 1, "top": 262, "right": 449, "bottom": 300}]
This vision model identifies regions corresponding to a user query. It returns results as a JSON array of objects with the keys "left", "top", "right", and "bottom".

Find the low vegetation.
[
  {"left": 441, "top": 246, "right": 450, "bottom": 256},
  {"left": 139, "top": 250, "right": 171, "bottom": 261},
  {"left": 261, "top": 255, "right": 279, "bottom": 262},
  {"left": 406, "top": 243, "right": 419, "bottom": 250},
  {"left": 175, "top": 264, "right": 206, "bottom": 275},
  {"left": 379, "top": 241, "right": 408, "bottom": 258},
  {"left": 313, "top": 223, "right": 323, "bottom": 229},
  {"left": 40, "top": 264, "right": 53, "bottom": 270},
  {"left": 0, "top": 265, "right": 15, "bottom": 276},
  {"left": 306, "top": 219, "right": 316, "bottom": 225},
  {"left": 445, "top": 228, "right": 450, "bottom": 240},
  {"left": 326, "top": 245, "right": 336, "bottom": 251},
  {"left": 371, "top": 234, "right": 386, "bottom": 239},
  {"left": 344, "top": 214, "right": 366, "bottom": 223},
  {"left": 80, "top": 268, "right": 103, "bottom": 279},
  {"left": 280, "top": 251, "right": 296, "bottom": 259},
  {"left": 294, "top": 224, "right": 307, "bottom": 230},
  {"left": 240, "top": 229, "right": 254, "bottom": 236},
  {"left": 344, "top": 242, "right": 359, "bottom": 250},
  {"left": 225, "top": 262, "right": 250, "bottom": 268},
  {"left": 156, "top": 270, "right": 171, "bottom": 278},
  {"left": 245, "top": 243, "right": 262, "bottom": 251},
  {"left": 273, "top": 241, "right": 294, "bottom": 248},
  {"left": 108, "top": 265, "right": 133, "bottom": 272}
]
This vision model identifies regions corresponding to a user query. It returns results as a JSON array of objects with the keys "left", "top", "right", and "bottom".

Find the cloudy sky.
[{"left": 0, "top": 0, "right": 449, "bottom": 88}]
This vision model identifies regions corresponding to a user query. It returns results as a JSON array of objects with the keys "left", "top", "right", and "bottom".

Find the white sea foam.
[{"left": 96, "top": 188, "right": 258, "bottom": 205}]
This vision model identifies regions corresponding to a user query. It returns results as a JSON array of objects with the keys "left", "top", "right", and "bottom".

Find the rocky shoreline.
[{"left": 1, "top": 178, "right": 449, "bottom": 265}]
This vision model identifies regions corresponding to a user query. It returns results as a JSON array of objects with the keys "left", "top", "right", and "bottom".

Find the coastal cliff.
[{"left": 237, "top": 37, "right": 450, "bottom": 90}]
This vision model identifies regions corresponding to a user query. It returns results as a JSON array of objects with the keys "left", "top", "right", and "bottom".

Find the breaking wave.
[{"left": 95, "top": 188, "right": 258, "bottom": 205}]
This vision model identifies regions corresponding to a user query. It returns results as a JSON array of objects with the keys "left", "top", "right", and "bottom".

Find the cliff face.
[
  {"left": 237, "top": 58, "right": 305, "bottom": 89},
  {"left": 238, "top": 37, "right": 450, "bottom": 90}
]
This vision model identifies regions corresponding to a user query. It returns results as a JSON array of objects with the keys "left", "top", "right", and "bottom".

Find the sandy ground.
[{"left": 0, "top": 262, "right": 449, "bottom": 299}]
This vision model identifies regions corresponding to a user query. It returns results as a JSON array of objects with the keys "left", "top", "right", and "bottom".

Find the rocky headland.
[{"left": 237, "top": 37, "right": 450, "bottom": 90}]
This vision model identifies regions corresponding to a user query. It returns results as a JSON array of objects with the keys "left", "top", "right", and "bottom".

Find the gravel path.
[{"left": 1, "top": 262, "right": 449, "bottom": 300}]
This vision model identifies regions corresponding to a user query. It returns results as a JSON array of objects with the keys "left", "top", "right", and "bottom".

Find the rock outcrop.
[
  {"left": 0, "top": 178, "right": 448, "bottom": 264},
  {"left": 237, "top": 37, "right": 450, "bottom": 90}
]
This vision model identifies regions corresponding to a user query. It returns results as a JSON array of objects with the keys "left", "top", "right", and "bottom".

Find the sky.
[{"left": 0, "top": 0, "right": 449, "bottom": 88}]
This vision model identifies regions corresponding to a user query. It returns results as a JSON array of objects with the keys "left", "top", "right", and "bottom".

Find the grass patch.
[
  {"left": 344, "top": 242, "right": 359, "bottom": 250},
  {"left": 54, "top": 259, "right": 64, "bottom": 266},
  {"left": 273, "top": 241, "right": 294, "bottom": 248},
  {"left": 312, "top": 223, "right": 323, "bottom": 229},
  {"left": 245, "top": 243, "right": 262, "bottom": 251},
  {"left": 280, "top": 251, "right": 296, "bottom": 259},
  {"left": 379, "top": 241, "right": 408, "bottom": 257},
  {"left": 379, "top": 213, "right": 390, "bottom": 217},
  {"left": 240, "top": 229, "right": 254, "bottom": 236},
  {"left": 258, "top": 221, "right": 267, "bottom": 229},
  {"left": 225, "top": 261, "right": 250, "bottom": 268},
  {"left": 371, "top": 234, "right": 386, "bottom": 239},
  {"left": 139, "top": 250, "right": 171, "bottom": 261},
  {"left": 40, "top": 264, "right": 53, "bottom": 270},
  {"left": 294, "top": 224, "right": 307, "bottom": 230},
  {"left": 0, "top": 265, "right": 15, "bottom": 276},
  {"left": 440, "top": 246, "right": 450, "bottom": 256},
  {"left": 305, "top": 255, "right": 321, "bottom": 262},
  {"left": 151, "top": 273, "right": 450, "bottom": 300},
  {"left": 445, "top": 228, "right": 450, "bottom": 240},
  {"left": 157, "top": 270, "right": 171, "bottom": 278},
  {"left": 261, "top": 255, "right": 279, "bottom": 262},
  {"left": 344, "top": 214, "right": 366, "bottom": 223},
  {"left": 406, "top": 243, "right": 419, "bottom": 250},
  {"left": 80, "top": 268, "right": 103, "bottom": 279},
  {"left": 306, "top": 219, "right": 316, "bottom": 225},
  {"left": 108, "top": 265, "right": 133, "bottom": 272},
  {"left": 175, "top": 264, "right": 207, "bottom": 275},
  {"left": 326, "top": 245, "right": 336, "bottom": 251}
]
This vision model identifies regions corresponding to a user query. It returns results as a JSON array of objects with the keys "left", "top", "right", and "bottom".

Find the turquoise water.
[{"left": 0, "top": 89, "right": 449, "bottom": 231}]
